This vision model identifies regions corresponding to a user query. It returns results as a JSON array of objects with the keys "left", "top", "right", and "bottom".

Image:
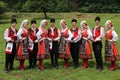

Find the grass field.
[{"left": 1, "top": 12, "right": 120, "bottom": 80}]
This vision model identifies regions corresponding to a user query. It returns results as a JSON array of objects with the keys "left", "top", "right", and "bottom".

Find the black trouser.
[
  {"left": 50, "top": 41, "right": 59, "bottom": 66},
  {"left": 70, "top": 41, "right": 80, "bottom": 67},
  {"left": 29, "top": 43, "right": 38, "bottom": 68},
  {"left": 5, "top": 43, "right": 16, "bottom": 70},
  {"left": 92, "top": 41, "right": 103, "bottom": 69}
]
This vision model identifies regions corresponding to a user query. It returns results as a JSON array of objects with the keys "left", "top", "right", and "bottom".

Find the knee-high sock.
[
  {"left": 39, "top": 59, "right": 43, "bottom": 67},
  {"left": 83, "top": 59, "right": 88, "bottom": 68},
  {"left": 20, "top": 60, "right": 25, "bottom": 68}
]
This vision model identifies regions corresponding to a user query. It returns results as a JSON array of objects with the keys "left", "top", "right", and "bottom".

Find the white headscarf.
[
  {"left": 105, "top": 20, "right": 112, "bottom": 27},
  {"left": 60, "top": 20, "right": 67, "bottom": 30},
  {"left": 105, "top": 20, "right": 114, "bottom": 29},
  {"left": 80, "top": 20, "right": 90, "bottom": 30},
  {"left": 39, "top": 19, "right": 47, "bottom": 28},
  {"left": 19, "top": 19, "right": 29, "bottom": 30}
]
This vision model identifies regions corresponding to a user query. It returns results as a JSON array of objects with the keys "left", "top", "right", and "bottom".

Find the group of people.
[{"left": 4, "top": 16, "right": 120, "bottom": 73}]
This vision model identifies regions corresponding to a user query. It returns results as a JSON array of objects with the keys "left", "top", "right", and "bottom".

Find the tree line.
[{"left": 0, "top": 0, "right": 120, "bottom": 18}]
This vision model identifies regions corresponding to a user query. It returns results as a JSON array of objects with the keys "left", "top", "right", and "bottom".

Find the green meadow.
[{"left": 0, "top": 12, "right": 120, "bottom": 80}]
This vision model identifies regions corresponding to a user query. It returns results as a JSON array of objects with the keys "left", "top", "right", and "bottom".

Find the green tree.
[
  {"left": 0, "top": 1, "right": 7, "bottom": 15},
  {"left": 1, "top": 0, "right": 120, "bottom": 13},
  {"left": 55, "top": 0, "right": 73, "bottom": 12},
  {"left": 3, "top": 0, "right": 27, "bottom": 12},
  {"left": 22, "top": 0, "right": 56, "bottom": 18}
]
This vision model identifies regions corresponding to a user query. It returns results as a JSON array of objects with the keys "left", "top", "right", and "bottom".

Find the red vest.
[
  {"left": 82, "top": 29, "right": 88, "bottom": 38},
  {"left": 70, "top": 27, "right": 79, "bottom": 39},
  {"left": 8, "top": 27, "right": 17, "bottom": 41},
  {"left": 106, "top": 29, "right": 113, "bottom": 40},
  {"left": 60, "top": 28, "right": 69, "bottom": 38},
  {"left": 48, "top": 27, "right": 58, "bottom": 39},
  {"left": 28, "top": 28, "right": 38, "bottom": 41},
  {"left": 21, "top": 28, "right": 28, "bottom": 38},
  {"left": 41, "top": 28, "right": 48, "bottom": 38},
  {"left": 92, "top": 26, "right": 101, "bottom": 40}
]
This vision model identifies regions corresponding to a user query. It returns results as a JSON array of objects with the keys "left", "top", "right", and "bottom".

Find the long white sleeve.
[
  {"left": 36, "top": 28, "right": 43, "bottom": 40},
  {"left": 87, "top": 29, "right": 92, "bottom": 39},
  {"left": 95, "top": 27, "right": 104, "bottom": 41},
  {"left": 17, "top": 29, "right": 23, "bottom": 40},
  {"left": 67, "top": 30, "right": 73, "bottom": 41},
  {"left": 112, "top": 30, "right": 119, "bottom": 42},
  {"left": 4, "top": 29, "right": 12, "bottom": 42}
]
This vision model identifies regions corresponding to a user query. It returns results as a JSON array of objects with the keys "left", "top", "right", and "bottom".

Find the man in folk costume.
[
  {"left": 48, "top": 18, "right": 60, "bottom": 69},
  {"left": 17, "top": 20, "right": 29, "bottom": 70},
  {"left": 70, "top": 19, "right": 81, "bottom": 68},
  {"left": 28, "top": 20, "right": 38, "bottom": 69},
  {"left": 79, "top": 21, "right": 92, "bottom": 69},
  {"left": 36, "top": 19, "right": 49, "bottom": 70},
  {"left": 92, "top": 17, "right": 104, "bottom": 71},
  {"left": 59, "top": 20, "right": 73, "bottom": 69},
  {"left": 4, "top": 19, "right": 17, "bottom": 73},
  {"left": 105, "top": 20, "right": 120, "bottom": 71}
]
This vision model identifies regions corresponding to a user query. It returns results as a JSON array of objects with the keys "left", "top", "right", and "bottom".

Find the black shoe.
[
  {"left": 73, "top": 65, "right": 78, "bottom": 69},
  {"left": 74, "top": 66, "right": 78, "bottom": 69},
  {"left": 96, "top": 67, "right": 99, "bottom": 70},
  {"left": 5, "top": 69, "right": 9, "bottom": 73},
  {"left": 10, "top": 67, "right": 14, "bottom": 70},
  {"left": 51, "top": 63, "right": 54, "bottom": 67},
  {"left": 97, "top": 68, "right": 103, "bottom": 71},
  {"left": 29, "top": 66, "right": 32, "bottom": 69},
  {"left": 55, "top": 66, "right": 59, "bottom": 69},
  {"left": 32, "top": 65, "right": 36, "bottom": 69}
]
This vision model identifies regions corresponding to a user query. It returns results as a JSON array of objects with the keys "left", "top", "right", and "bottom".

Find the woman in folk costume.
[
  {"left": 17, "top": 19, "right": 29, "bottom": 70},
  {"left": 105, "top": 20, "right": 120, "bottom": 71},
  {"left": 4, "top": 19, "right": 17, "bottom": 73},
  {"left": 79, "top": 21, "right": 92, "bottom": 69},
  {"left": 59, "top": 20, "right": 73, "bottom": 69},
  {"left": 36, "top": 19, "right": 49, "bottom": 70}
]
